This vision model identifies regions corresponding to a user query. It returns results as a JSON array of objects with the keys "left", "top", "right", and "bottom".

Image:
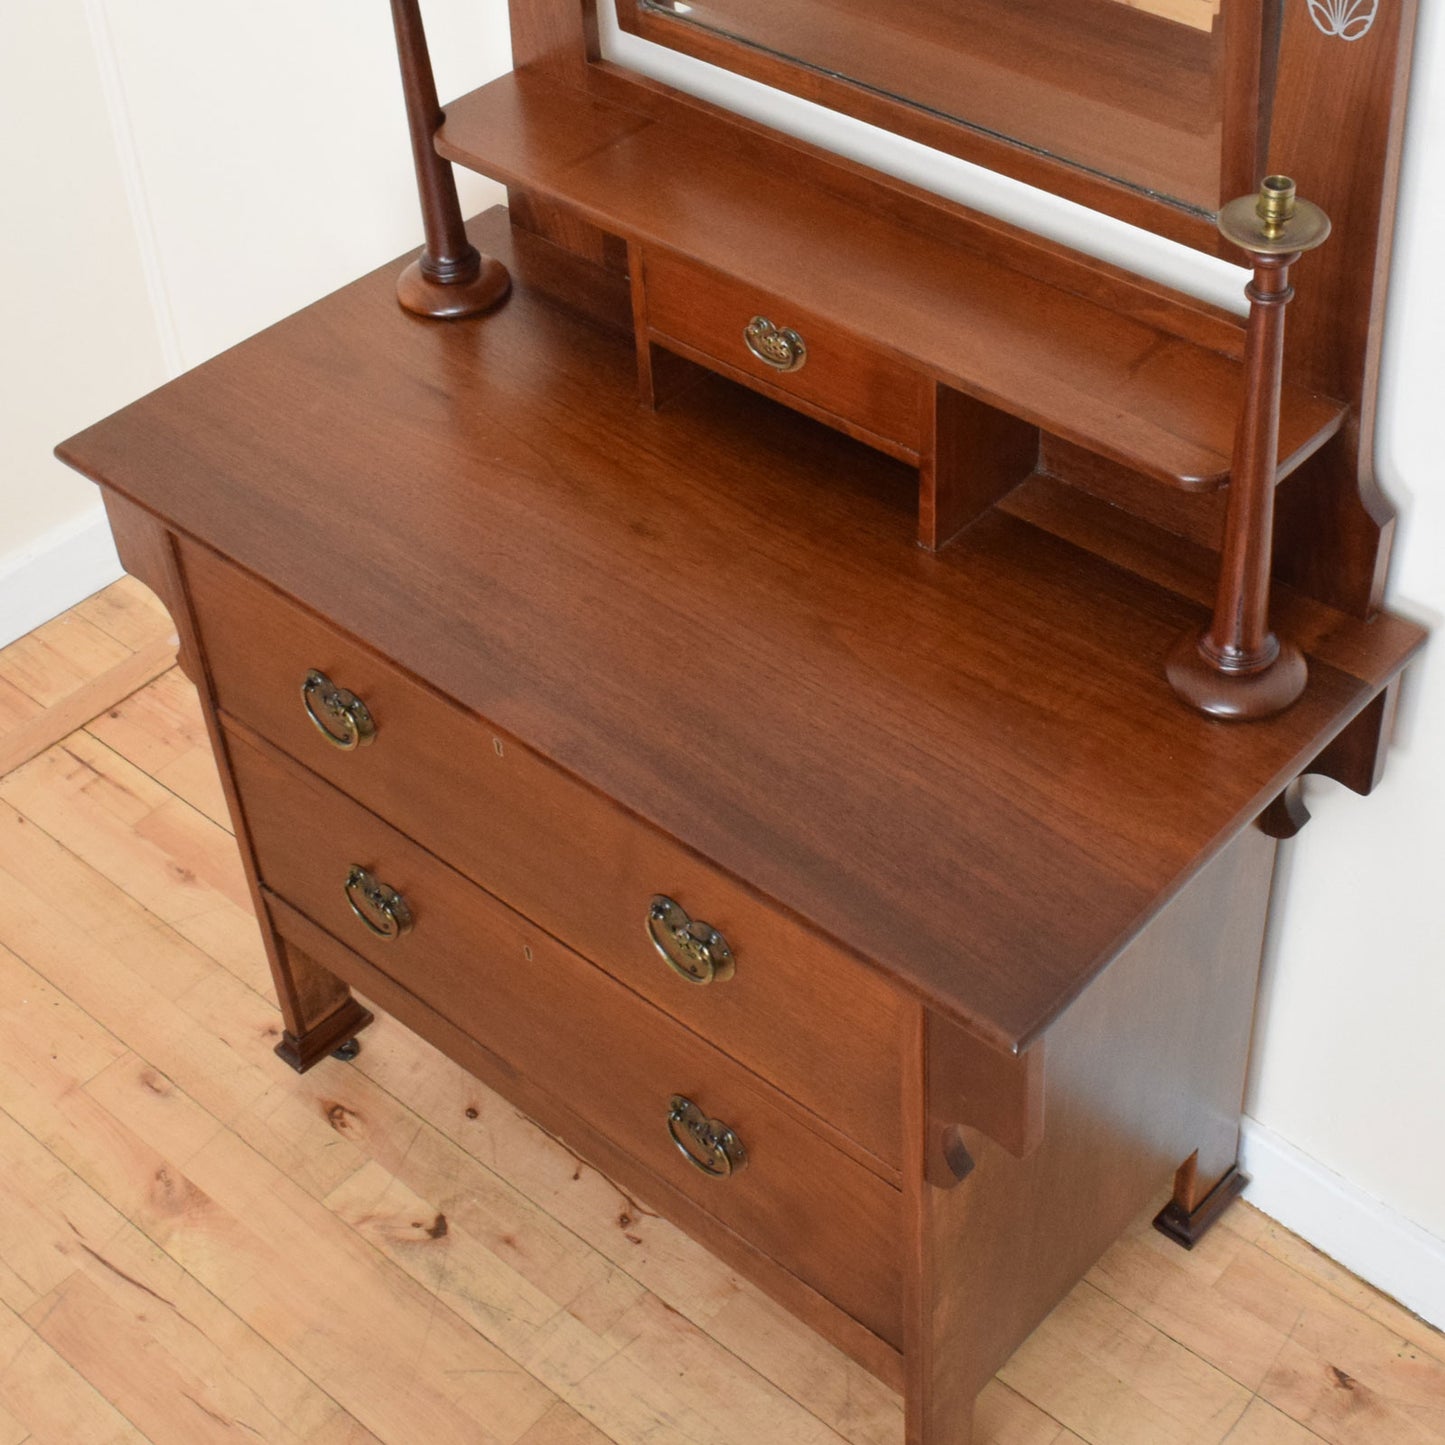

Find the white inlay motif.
[{"left": 1307, "top": 0, "right": 1380, "bottom": 40}]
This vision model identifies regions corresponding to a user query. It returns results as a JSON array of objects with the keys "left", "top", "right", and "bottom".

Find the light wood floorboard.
[{"left": 0, "top": 582, "right": 1441, "bottom": 1445}]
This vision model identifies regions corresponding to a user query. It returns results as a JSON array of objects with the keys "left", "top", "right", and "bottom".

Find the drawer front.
[
  {"left": 227, "top": 726, "right": 902, "bottom": 1344},
  {"left": 181, "top": 540, "right": 902, "bottom": 1169},
  {"left": 642, "top": 248, "right": 923, "bottom": 453}
]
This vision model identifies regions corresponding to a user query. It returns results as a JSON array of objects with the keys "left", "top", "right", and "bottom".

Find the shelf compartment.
[{"left": 437, "top": 69, "right": 1346, "bottom": 496}]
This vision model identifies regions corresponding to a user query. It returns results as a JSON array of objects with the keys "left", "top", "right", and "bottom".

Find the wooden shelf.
[
  {"left": 437, "top": 69, "right": 1346, "bottom": 494},
  {"left": 59, "top": 211, "right": 1420, "bottom": 1053}
]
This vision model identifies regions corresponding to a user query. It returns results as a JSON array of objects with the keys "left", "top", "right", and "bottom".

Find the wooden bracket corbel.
[
  {"left": 925, "top": 1012, "right": 1045, "bottom": 1188},
  {"left": 1258, "top": 681, "right": 1402, "bottom": 839}
]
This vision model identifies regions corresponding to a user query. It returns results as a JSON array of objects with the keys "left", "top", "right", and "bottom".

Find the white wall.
[
  {"left": 0, "top": 0, "right": 166, "bottom": 642},
  {"left": 0, "top": 0, "right": 508, "bottom": 647},
  {"left": 3, "top": 0, "right": 1441, "bottom": 1324}
]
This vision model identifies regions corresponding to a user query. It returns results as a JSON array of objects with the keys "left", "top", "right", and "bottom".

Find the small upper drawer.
[
  {"left": 226, "top": 725, "right": 903, "bottom": 1347},
  {"left": 180, "top": 540, "right": 902, "bottom": 1170},
  {"left": 641, "top": 248, "right": 924, "bottom": 455}
]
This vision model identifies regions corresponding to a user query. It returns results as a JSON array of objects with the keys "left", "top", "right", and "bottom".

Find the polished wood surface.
[
  {"left": 437, "top": 72, "right": 1345, "bottom": 495},
  {"left": 179, "top": 538, "right": 904, "bottom": 1165},
  {"left": 58, "top": 210, "right": 1423, "bottom": 1057},
  {"left": 2, "top": 623, "right": 1443, "bottom": 1444}
]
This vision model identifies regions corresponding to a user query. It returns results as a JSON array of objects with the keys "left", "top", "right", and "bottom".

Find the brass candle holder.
[{"left": 1167, "top": 177, "right": 1331, "bottom": 721}]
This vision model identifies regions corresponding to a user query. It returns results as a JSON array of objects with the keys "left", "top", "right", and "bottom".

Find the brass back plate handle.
[
  {"left": 302, "top": 669, "right": 377, "bottom": 750},
  {"left": 647, "top": 895, "right": 735, "bottom": 985},
  {"left": 344, "top": 865, "right": 413, "bottom": 939},
  {"left": 667, "top": 1094, "right": 747, "bottom": 1177},
  {"left": 743, "top": 316, "right": 807, "bottom": 373}
]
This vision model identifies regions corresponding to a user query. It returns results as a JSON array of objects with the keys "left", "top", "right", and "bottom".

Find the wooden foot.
[
  {"left": 1166, "top": 628, "right": 1307, "bottom": 721},
  {"left": 397, "top": 254, "right": 511, "bottom": 320},
  {"left": 275, "top": 997, "right": 375, "bottom": 1074},
  {"left": 1153, "top": 1165, "right": 1249, "bottom": 1250}
]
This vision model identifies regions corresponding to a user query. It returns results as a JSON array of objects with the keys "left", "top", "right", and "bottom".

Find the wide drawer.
[
  {"left": 641, "top": 247, "right": 924, "bottom": 455},
  {"left": 181, "top": 539, "right": 902, "bottom": 1169},
  {"left": 226, "top": 723, "right": 902, "bottom": 1343}
]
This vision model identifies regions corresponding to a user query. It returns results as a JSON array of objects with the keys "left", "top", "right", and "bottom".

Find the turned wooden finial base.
[
  {"left": 1166, "top": 628, "right": 1307, "bottom": 721},
  {"left": 397, "top": 254, "right": 512, "bottom": 320}
]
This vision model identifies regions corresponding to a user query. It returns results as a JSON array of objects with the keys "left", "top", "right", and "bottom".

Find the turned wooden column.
[
  {"left": 1168, "top": 177, "right": 1331, "bottom": 721},
  {"left": 390, "top": 0, "right": 510, "bottom": 319}
]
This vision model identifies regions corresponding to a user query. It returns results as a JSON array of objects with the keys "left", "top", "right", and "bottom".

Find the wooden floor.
[{"left": 0, "top": 580, "right": 1442, "bottom": 1445}]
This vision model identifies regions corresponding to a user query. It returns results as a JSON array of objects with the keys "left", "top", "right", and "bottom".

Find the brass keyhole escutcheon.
[
  {"left": 302, "top": 669, "right": 377, "bottom": 751},
  {"left": 743, "top": 316, "right": 807, "bottom": 373},
  {"left": 344, "top": 865, "right": 413, "bottom": 940},
  {"left": 647, "top": 896, "right": 735, "bottom": 985},
  {"left": 667, "top": 1095, "right": 747, "bottom": 1178}
]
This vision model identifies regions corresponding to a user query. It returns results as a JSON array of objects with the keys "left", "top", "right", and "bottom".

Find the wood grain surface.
[{"left": 55, "top": 209, "right": 1423, "bottom": 1055}]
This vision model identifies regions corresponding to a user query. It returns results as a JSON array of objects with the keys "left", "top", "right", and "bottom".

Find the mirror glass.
[{"left": 635, "top": 0, "right": 1248, "bottom": 215}]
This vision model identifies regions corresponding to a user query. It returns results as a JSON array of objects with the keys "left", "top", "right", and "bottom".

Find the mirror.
[{"left": 620, "top": 0, "right": 1279, "bottom": 222}]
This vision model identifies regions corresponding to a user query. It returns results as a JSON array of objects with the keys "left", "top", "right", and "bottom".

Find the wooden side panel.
[
  {"left": 920, "top": 386, "right": 1038, "bottom": 551},
  {"left": 101, "top": 490, "right": 371, "bottom": 1067},
  {"left": 904, "top": 824, "right": 1277, "bottom": 1444},
  {"left": 508, "top": 189, "right": 628, "bottom": 275},
  {"left": 1269, "top": 0, "right": 1420, "bottom": 616},
  {"left": 509, "top": 0, "right": 596, "bottom": 79}
]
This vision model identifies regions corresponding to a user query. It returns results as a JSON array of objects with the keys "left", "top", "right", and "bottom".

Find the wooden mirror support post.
[
  {"left": 1168, "top": 177, "right": 1332, "bottom": 721},
  {"left": 389, "top": 0, "right": 510, "bottom": 319}
]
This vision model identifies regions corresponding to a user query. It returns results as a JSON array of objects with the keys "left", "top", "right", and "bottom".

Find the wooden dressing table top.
[{"left": 59, "top": 211, "right": 1423, "bottom": 1055}]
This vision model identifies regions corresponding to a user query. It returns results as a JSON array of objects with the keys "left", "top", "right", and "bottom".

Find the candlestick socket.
[{"left": 1219, "top": 177, "right": 1331, "bottom": 256}]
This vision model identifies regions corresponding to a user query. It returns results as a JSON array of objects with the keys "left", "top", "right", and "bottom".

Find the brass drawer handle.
[
  {"left": 302, "top": 669, "right": 376, "bottom": 751},
  {"left": 743, "top": 316, "right": 807, "bottom": 373},
  {"left": 647, "top": 895, "right": 735, "bottom": 985},
  {"left": 667, "top": 1095, "right": 747, "bottom": 1178},
  {"left": 344, "top": 865, "right": 413, "bottom": 940}
]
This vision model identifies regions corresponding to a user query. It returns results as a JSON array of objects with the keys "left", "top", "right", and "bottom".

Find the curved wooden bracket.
[
  {"left": 1258, "top": 682, "right": 1401, "bottom": 839},
  {"left": 925, "top": 1013, "right": 1045, "bottom": 1188}
]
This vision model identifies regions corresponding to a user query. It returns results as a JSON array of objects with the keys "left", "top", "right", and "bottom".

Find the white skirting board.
[
  {"left": 1241, "top": 1116, "right": 1445, "bottom": 1331},
  {"left": 0, "top": 506, "right": 123, "bottom": 650}
]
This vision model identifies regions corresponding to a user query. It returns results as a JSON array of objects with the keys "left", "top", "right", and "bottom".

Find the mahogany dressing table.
[{"left": 58, "top": 1, "right": 1426, "bottom": 1439}]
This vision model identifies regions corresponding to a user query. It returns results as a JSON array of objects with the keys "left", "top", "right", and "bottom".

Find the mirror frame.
[{"left": 613, "top": 0, "right": 1282, "bottom": 252}]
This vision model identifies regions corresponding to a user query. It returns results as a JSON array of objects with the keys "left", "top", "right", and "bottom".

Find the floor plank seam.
[{"left": 0, "top": 1092, "right": 407, "bottom": 1445}]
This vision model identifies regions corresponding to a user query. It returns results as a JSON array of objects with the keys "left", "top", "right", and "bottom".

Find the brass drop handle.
[
  {"left": 743, "top": 316, "right": 807, "bottom": 373},
  {"left": 302, "top": 669, "right": 376, "bottom": 751},
  {"left": 647, "top": 896, "right": 735, "bottom": 985},
  {"left": 667, "top": 1095, "right": 748, "bottom": 1178},
  {"left": 344, "top": 865, "right": 413, "bottom": 940}
]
